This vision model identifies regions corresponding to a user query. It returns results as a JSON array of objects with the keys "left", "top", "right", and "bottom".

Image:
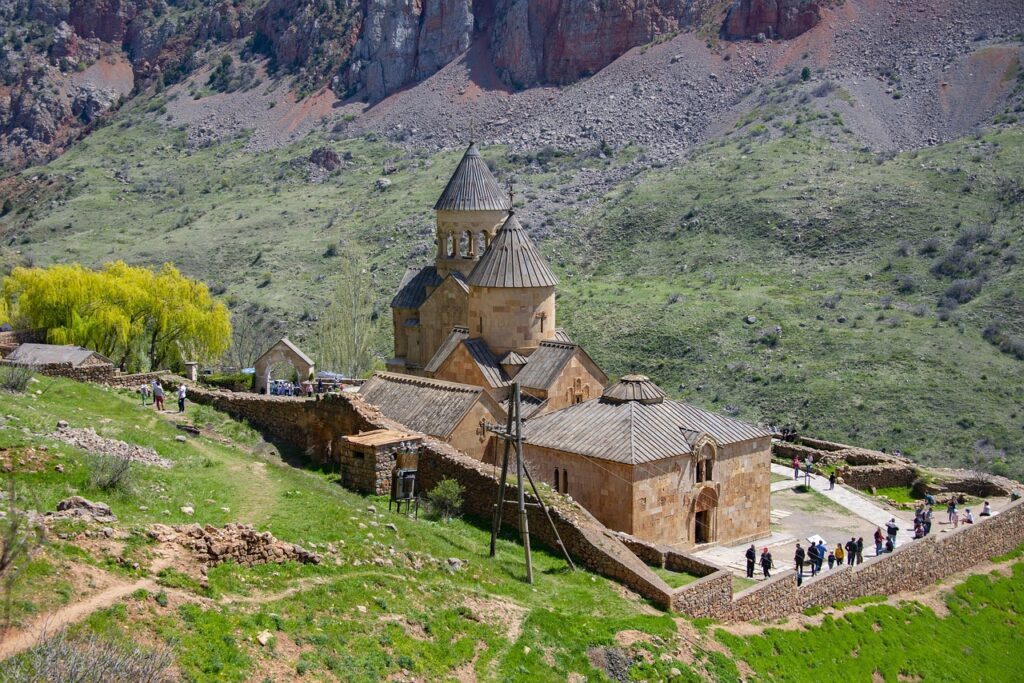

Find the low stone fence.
[
  {"left": 664, "top": 495, "right": 1024, "bottom": 621},
  {"left": 0, "top": 358, "right": 115, "bottom": 382},
  {"left": 105, "top": 370, "right": 170, "bottom": 388},
  {"left": 837, "top": 463, "right": 917, "bottom": 490}
]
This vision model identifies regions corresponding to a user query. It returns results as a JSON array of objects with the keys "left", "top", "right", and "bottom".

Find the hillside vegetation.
[{"left": 2, "top": 378, "right": 1024, "bottom": 681}]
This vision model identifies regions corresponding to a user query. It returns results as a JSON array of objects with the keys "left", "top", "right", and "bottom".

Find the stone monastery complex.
[{"left": 365, "top": 143, "right": 773, "bottom": 549}]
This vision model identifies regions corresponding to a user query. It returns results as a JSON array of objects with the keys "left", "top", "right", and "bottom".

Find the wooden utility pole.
[{"left": 488, "top": 382, "right": 575, "bottom": 582}]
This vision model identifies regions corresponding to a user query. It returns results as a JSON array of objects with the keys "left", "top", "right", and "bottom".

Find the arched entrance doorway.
[
  {"left": 253, "top": 338, "right": 315, "bottom": 394},
  {"left": 692, "top": 485, "right": 718, "bottom": 545}
]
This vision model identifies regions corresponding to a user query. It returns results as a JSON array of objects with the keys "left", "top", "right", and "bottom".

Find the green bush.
[
  {"left": 198, "top": 373, "right": 253, "bottom": 392},
  {"left": 427, "top": 479, "right": 464, "bottom": 522}
]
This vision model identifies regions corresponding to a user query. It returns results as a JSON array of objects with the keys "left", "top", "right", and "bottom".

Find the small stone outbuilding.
[{"left": 358, "top": 372, "right": 505, "bottom": 460}]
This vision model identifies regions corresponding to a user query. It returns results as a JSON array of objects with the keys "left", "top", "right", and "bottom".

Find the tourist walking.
[
  {"left": 885, "top": 518, "right": 899, "bottom": 548},
  {"left": 177, "top": 384, "right": 187, "bottom": 413},
  {"left": 924, "top": 507, "right": 933, "bottom": 535},
  {"left": 980, "top": 501, "right": 992, "bottom": 517},
  {"left": 745, "top": 544, "right": 756, "bottom": 578},
  {"left": 952, "top": 508, "right": 960, "bottom": 528},
  {"left": 947, "top": 500, "right": 957, "bottom": 524},
  {"left": 153, "top": 382, "right": 165, "bottom": 411},
  {"left": 855, "top": 537, "right": 864, "bottom": 564},
  {"left": 804, "top": 456, "right": 813, "bottom": 486},
  {"left": 828, "top": 472, "right": 836, "bottom": 490},
  {"left": 827, "top": 550, "right": 836, "bottom": 570},
  {"left": 845, "top": 538, "right": 857, "bottom": 566},
  {"left": 816, "top": 540, "right": 827, "bottom": 573},
  {"left": 874, "top": 527, "right": 884, "bottom": 555},
  {"left": 139, "top": 383, "right": 149, "bottom": 406},
  {"left": 794, "top": 543, "right": 805, "bottom": 576},
  {"left": 807, "top": 542, "right": 819, "bottom": 576},
  {"left": 792, "top": 456, "right": 800, "bottom": 480},
  {"left": 834, "top": 543, "right": 845, "bottom": 566},
  {"left": 760, "top": 548, "right": 773, "bottom": 578}
]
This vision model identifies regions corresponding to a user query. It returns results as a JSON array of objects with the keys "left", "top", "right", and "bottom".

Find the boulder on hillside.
[
  {"left": 48, "top": 496, "right": 117, "bottom": 522},
  {"left": 309, "top": 146, "right": 341, "bottom": 171}
]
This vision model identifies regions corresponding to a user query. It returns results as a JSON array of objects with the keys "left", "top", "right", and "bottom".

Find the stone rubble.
[
  {"left": 147, "top": 522, "right": 321, "bottom": 568},
  {"left": 46, "top": 496, "right": 117, "bottom": 523},
  {"left": 49, "top": 425, "right": 173, "bottom": 468}
]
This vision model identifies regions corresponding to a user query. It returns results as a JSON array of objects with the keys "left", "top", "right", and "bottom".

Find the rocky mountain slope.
[{"left": 5, "top": 0, "right": 1019, "bottom": 171}]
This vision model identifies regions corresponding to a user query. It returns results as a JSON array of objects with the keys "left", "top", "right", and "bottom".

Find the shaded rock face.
[
  {"left": 721, "top": 0, "right": 821, "bottom": 41},
  {"left": 489, "top": 0, "right": 701, "bottom": 88},
  {"left": 342, "top": 0, "right": 474, "bottom": 101}
]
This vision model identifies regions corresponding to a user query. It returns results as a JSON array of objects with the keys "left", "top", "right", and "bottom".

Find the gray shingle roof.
[
  {"left": 501, "top": 393, "right": 547, "bottom": 420},
  {"left": 358, "top": 372, "right": 495, "bottom": 439},
  {"left": 391, "top": 266, "right": 443, "bottom": 310},
  {"left": 514, "top": 341, "right": 578, "bottom": 392},
  {"left": 5, "top": 343, "right": 111, "bottom": 367},
  {"left": 463, "top": 338, "right": 507, "bottom": 388},
  {"left": 433, "top": 143, "right": 511, "bottom": 212},
  {"left": 424, "top": 326, "right": 469, "bottom": 374},
  {"left": 466, "top": 214, "right": 558, "bottom": 288},
  {"left": 522, "top": 395, "right": 771, "bottom": 464},
  {"left": 603, "top": 375, "right": 667, "bottom": 404}
]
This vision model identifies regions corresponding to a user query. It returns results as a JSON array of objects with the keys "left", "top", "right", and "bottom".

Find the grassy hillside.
[
  {"left": 0, "top": 91, "right": 1021, "bottom": 477},
  {"left": 1, "top": 379, "right": 1023, "bottom": 681}
]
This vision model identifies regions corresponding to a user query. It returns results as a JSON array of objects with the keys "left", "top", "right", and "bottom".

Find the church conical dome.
[
  {"left": 433, "top": 143, "right": 512, "bottom": 212},
  {"left": 467, "top": 214, "right": 559, "bottom": 288},
  {"left": 602, "top": 375, "right": 667, "bottom": 405}
]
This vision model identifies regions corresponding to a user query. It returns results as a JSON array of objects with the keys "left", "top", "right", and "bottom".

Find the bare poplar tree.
[{"left": 311, "top": 246, "right": 376, "bottom": 378}]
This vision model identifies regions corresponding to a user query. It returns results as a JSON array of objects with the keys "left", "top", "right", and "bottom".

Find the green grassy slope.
[
  {"left": 0, "top": 93, "right": 1021, "bottom": 477},
  {"left": 2, "top": 379, "right": 1023, "bottom": 681}
]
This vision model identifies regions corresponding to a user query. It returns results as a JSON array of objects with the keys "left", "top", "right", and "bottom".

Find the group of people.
[
  {"left": 139, "top": 380, "right": 187, "bottom": 413},
  {"left": 268, "top": 380, "right": 311, "bottom": 397}
]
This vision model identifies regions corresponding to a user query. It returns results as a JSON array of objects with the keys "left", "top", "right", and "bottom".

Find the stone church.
[{"left": 365, "top": 142, "right": 770, "bottom": 550}]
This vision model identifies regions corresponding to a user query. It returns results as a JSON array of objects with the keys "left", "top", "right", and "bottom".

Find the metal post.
[{"left": 513, "top": 383, "right": 533, "bottom": 584}]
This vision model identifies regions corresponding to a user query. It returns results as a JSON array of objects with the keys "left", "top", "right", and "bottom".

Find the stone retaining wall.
[
  {"left": 1, "top": 358, "right": 115, "bottom": 382},
  {"left": 837, "top": 464, "right": 918, "bottom": 489},
  {"left": 105, "top": 370, "right": 170, "bottom": 388}
]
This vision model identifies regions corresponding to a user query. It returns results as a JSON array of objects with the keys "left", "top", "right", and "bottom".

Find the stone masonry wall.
[
  {"left": 105, "top": 371, "right": 171, "bottom": 388},
  {"left": 1, "top": 358, "right": 115, "bottom": 382}
]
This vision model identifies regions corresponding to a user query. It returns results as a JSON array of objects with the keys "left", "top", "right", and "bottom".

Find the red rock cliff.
[{"left": 721, "top": 0, "right": 821, "bottom": 41}]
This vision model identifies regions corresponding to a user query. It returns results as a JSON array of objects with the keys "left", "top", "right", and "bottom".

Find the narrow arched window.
[
  {"left": 554, "top": 468, "right": 560, "bottom": 492},
  {"left": 562, "top": 470, "right": 568, "bottom": 495}
]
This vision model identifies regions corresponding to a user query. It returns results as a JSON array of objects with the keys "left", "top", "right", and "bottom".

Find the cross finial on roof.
[{"left": 507, "top": 181, "right": 514, "bottom": 208}]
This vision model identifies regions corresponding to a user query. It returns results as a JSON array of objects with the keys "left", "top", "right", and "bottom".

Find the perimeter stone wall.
[{"left": 0, "top": 358, "right": 115, "bottom": 382}]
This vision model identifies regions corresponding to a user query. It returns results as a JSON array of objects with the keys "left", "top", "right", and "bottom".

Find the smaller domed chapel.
[{"left": 368, "top": 143, "right": 771, "bottom": 550}]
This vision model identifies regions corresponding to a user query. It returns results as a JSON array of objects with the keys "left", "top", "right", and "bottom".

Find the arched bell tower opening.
[{"left": 433, "top": 142, "right": 511, "bottom": 279}]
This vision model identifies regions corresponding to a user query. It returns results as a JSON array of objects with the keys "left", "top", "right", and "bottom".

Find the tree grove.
[{"left": 1, "top": 262, "right": 231, "bottom": 371}]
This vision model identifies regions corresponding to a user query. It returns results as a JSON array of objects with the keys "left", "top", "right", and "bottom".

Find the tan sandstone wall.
[
  {"left": 445, "top": 399, "right": 501, "bottom": 461},
  {"left": 522, "top": 444, "right": 634, "bottom": 533},
  {"left": 1, "top": 358, "right": 115, "bottom": 382},
  {"left": 468, "top": 286, "right": 556, "bottom": 355},
  {"left": 716, "top": 436, "right": 773, "bottom": 546},
  {"left": 536, "top": 351, "right": 608, "bottom": 415},
  {"left": 632, "top": 455, "right": 688, "bottom": 545},
  {"left": 418, "top": 277, "right": 469, "bottom": 368}
]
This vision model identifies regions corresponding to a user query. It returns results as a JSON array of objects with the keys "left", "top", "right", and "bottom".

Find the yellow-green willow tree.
[{"left": 1, "top": 262, "right": 230, "bottom": 371}]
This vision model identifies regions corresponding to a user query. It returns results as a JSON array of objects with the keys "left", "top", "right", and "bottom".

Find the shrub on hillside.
[
  {"left": 427, "top": 479, "right": 464, "bottom": 522},
  {"left": 943, "top": 277, "right": 985, "bottom": 304},
  {"left": 87, "top": 455, "right": 134, "bottom": 493},
  {"left": 0, "top": 628, "right": 174, "bottom": 682},
  {"left": 0, "top": 364, "right": 34, "bottom": 392},
  {"left": 930, "top": 245, "right": 981, "bottom": 278}
]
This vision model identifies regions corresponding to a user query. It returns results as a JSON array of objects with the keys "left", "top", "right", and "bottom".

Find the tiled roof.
[
  {"left": 358, "top": 372, "right": 492, "bottom": 439},
  {"left": 500, "top": 393, "right": 547, "bottom": 420},
  {"left": 463, "top": 338, "right": 507, "bottom": 388},
  {"left": 391, "top": 266, "right": 443, "bottom": 309},
  {"left": 466, "top": 214, "right": 558, "bottom": 288},
  {"left": 513, "top": 341, "right": 578, "bottom": 392},
  {"left": 522, "top": 395, "right": 771, "bottom": 464},
  {"left": 424, "top": 327, "right": 469, "bottom": 374},
  {"left": 602, "top": 375, "right": 667, "bottom": 404},
  {"left": 278, "top": 338, "right": 314, "bottom": 366},
  {"left": 434, "top": 143, "right": 512, "bottom": 212},
  {"left": 500, "top": 351, "right": 529, "bottom": 366},
  {"left": 5, "top": 343, "right": 110, "bottom": 367}
]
